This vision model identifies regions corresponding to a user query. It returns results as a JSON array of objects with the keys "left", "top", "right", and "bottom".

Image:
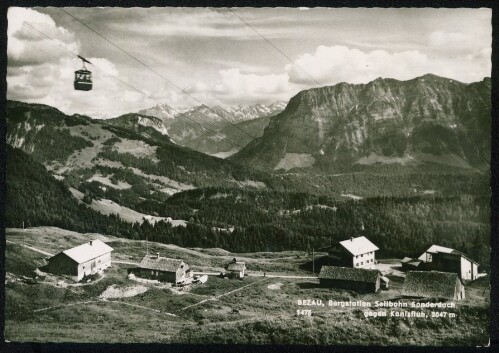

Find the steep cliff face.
[{"left": 231, "top": 75, "right": 491, "bottom": 172}]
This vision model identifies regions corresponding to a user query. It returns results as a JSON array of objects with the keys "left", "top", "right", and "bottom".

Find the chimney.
[
  {"left": 350, "top": 237, "right": 353, "bottom": 242},
  {"left": 156, "top": 252, "right": 160, "bottom": 259},
  {"left": 89, "top": 240, "right": 93, "bottom": 246}
]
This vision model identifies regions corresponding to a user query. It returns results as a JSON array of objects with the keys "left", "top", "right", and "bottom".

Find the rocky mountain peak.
[{"left": 231, "top": 75, "right": 491, "bottom": 173}]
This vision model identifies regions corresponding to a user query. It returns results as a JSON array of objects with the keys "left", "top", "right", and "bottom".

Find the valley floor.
[{"left": 4, "top": 227, "right": 490, "bottom": 345}]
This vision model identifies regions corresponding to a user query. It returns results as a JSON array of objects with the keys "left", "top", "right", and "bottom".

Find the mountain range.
[
  {"left": 231, "top": 74, "right": 491, "bottom": 173},
  {"left": 4, "top": 74, "right": 491, "bottom": 259},
  {"left": 136, "top": 101, "right": 286, "bottom": 155}
]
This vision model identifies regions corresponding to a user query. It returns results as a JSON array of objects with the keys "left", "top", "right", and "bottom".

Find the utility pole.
[{"left": 312, "top": 247, "right": 315, "bottom": 274}]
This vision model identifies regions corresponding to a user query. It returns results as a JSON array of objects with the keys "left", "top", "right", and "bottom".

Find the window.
[
  {"left": 356, "top": 263, "right": 359, "bottom": 267},
  {"left": 361, "top": 262, "right": 363, "bottom": 265},
  {"left": 361, "top": 254, "right": 364, "bottom": 258}
]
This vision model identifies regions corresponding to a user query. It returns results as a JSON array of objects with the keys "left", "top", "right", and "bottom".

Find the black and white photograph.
[{"left": 3, "top": 5, "right": 494, "bottom": 346}]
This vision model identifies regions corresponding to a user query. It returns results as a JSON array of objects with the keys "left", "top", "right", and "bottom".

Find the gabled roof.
[
  {"left": 226, "top": 262, "right": 246, "bottom": 271},
  {"left": 401, "top": 257, "right": 422, "bottom": 267},
  {"left": 319, "top": 266, "right": 380, "bottom": 283},
  {"left": 418, "top": 245, "right": 479, "bottom": 264},
  {"left": 59, "top": 239, "right": 113, "bottom": 264},
  {"left": 339, "top": 236, "right": 379, "bottom": 256},
  {"left": 402, "top": 271, "right": 461, "bottom": 299},
  {"left": 138, "top": 255, "right": 185, "bottom": 272}
]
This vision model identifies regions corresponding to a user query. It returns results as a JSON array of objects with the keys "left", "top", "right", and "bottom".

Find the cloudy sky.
[{"left": 7, "top": 7, "right": 492, "bottom": 118}]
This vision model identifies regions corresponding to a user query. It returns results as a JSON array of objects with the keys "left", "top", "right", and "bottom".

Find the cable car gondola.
[{"left": 74, "top": 55, "right": 92, "bottom": 91}]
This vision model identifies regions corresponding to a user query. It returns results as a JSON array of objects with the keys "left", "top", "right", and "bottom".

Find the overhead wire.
[
  {"left": 225, "top": 7, "right": 323, "bottom": 87},
  {"left": 15, "top": 12, "right": 492, "bottom": 252},
  {"left": 56, "top": 8, "right": 321, "bottom": 173},
  {"left": 23, "top": 23, "right": 162, "bottom": 104},
  {"left": 21, "top": 21, "right": 320, "bottom": 177},
  {"left": 21, "top": 22, "right": 251, "bottom": 152},
  {"left": 21, "top": 15, "right": 490, "bottom": 181}
]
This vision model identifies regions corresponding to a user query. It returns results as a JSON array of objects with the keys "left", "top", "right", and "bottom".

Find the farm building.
[
  {"left": 327, "top": 236, "right": 379, "bottom": 269},
  {"left": 418, "top": 245, "right": 479, "bottom": 281},
  {"left": 46, "top": 239, "right": 113, "bottom": 282},
  {"left": 225, "top": 258, "right": 246, "bottom": 279},
  {"left": 401, "top": 257, "right": 423, "bottom": 271},
  {"left": 318, "top": 266, "right": 381, "bottom": 293},
  {"left": 402, "top": 271, "right": 465, "bottom": 300},
  {"left": 135, "top": 253, "right": 192, "bottom": 284}
]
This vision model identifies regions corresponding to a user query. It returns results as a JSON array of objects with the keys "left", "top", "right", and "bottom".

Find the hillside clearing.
[
  {"left": 87, "top": 174, "right": 132, "bottom": 190},
  {"left": 113, "top": 139, "right": 159, "bottom": 162},
  {"left": 275, "top": 153, "right": 316, "bottom": 171},
  {"left": 69, "top": 187, "right": 186, "bottom": 226},
  {"left": 210, "top": 148, "right": 240, "bottom": 159}
]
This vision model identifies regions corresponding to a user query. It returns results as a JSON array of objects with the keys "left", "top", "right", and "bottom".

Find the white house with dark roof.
[
  {"left": 328, "top": 236, "right": 379, "bottom": 269},
  {"left": 46, "top": 239, "right": 113, "bottom": 282},
  {"left": 135, "top": 253, "right": 192, "bottom": 284},
  {"left": 225, "top": 258, "right": 246, "bottom": 279},
  {"left": 418, "top": 245, "right": 479, "bottom": 281}
]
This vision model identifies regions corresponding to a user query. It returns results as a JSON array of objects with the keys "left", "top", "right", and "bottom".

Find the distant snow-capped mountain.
[{"left": 135, "top": 101, "right": 287, "bottom": 155}]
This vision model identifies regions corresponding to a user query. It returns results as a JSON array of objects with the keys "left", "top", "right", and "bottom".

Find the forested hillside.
[
  {"left": 5, "top": 99, "right": 491, "bottom": 271},
  {"left": 135, "top": 187, "right": 490, "bottom": 268},
  {"left": 7, "top": 146, "right": 489, "bottom": 269},
  {"left": 6, "top": 146, "right": 136, "bottom": 238}
]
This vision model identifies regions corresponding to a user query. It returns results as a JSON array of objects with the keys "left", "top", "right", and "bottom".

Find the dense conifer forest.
[{"left": 6, "top": 146, "right": 490, "bottom": 269}]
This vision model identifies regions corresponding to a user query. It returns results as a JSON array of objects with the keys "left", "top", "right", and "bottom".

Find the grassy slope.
[{"left": 5, "top": 227, "right": 489, "bottom": 345}]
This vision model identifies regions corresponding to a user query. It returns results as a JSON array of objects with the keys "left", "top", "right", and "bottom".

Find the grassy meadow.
[{"left": 4, "top": 227, "right": 490, "bottom": 345}]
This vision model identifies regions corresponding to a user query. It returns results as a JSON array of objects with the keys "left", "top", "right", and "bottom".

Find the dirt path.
[
  {"left": 34, "top": 300, "right": 98, "bottom": 313},
  {"left": 250, "top": 274, "right": 318, "bottom": 279},
  {"left": 6, "top": 240, "right": 54, "bottom": 257},
  {"left": 33, "top": 298, "right": 187, "bottom": 321},
  {"left": 180, "top": 278, "right": 268, "bottom": 311},
  {"left": 193, "top": 271, "right": 317, "bottom": 280}
]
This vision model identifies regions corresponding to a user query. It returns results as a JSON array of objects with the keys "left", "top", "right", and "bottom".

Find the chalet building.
[
  {"left": 328, "top": 236, "right": 379, "bottom": 269},
  {"left": 46, "top": 239, "right": 113, "bottom": 282},
  {"left": 418, "top": 245, "right": 479, "bottom": 281},
  {"left": 402, "top": 271, "right": 465, "bottom": 300},
  {"left": 225, "top": 258, "right": 246, "bottom": 279},
  {"left": 401, "top": 257, "right": 423, "bottom": 271},
  {"left": 318, "top": 266, "right": 381, "bottom": 293},
  {"left": 135, "top": 253, "right": 192, "bottom": 284}
]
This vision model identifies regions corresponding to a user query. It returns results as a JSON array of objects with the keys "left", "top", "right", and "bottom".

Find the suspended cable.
[
  {"left": 21, "top": 23, "right": 240, "bottom": 149},
  {"left": 56, "top": 8, "right": 320, "bottom": 173},
  {"left": 20, "top": 19, "right": 490, "bottom": 180},
  {"left": 226, "top": 8, "right": 322, "bottom": 87}
]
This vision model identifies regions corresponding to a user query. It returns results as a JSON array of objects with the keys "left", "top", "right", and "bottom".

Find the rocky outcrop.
[{"left": 231, "top": 75, "right": 491, "bottom": 172}]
